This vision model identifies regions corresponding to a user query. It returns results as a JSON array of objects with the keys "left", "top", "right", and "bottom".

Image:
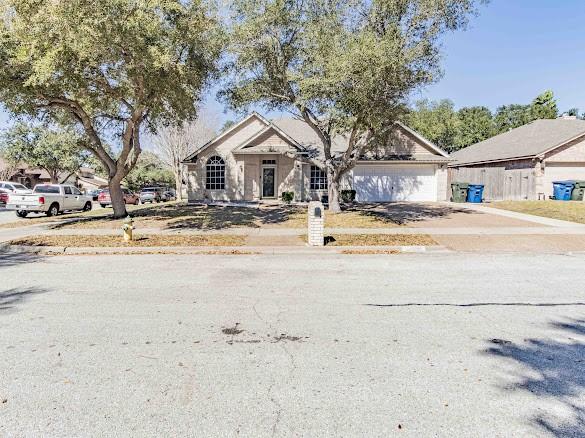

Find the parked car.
[
  {"left": 6, "top": 184, "right": 92, "bottom": 218},
  {"left": 0, "top": 189, "right": 9, "bottom": 206},
  {"left": 139, "top": 187, "right": 163, "bottom": 203},
  {"left": 98, "top": 188, "right": 139, "bottom": 208},
  {"left": 0, "top": 181, "right": 32, "bottom": 194},
  {"left": 162, "top": 189, "right": 176, "bottom": 202},
  {"left": 85, "top": 189, "right": 102, "bottom": 201}
]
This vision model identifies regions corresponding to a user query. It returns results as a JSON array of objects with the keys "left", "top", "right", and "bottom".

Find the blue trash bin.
[
  {"left": 552, "top": 181, "right": 575, "bottom": 201},
  {"left": 466, "top": 184, "right": 484, "bottom": 203}
]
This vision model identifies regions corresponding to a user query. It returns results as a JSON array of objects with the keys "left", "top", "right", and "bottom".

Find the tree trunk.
[
  {"left": 49, "top": 170, "right": 58, "bottom": 184},
  {"left": 327, "top": 170, "right": 342, "bottom": 213},
  {"left": 174, "top": 166, "right": 183, "bottom": 201},
  {"left": 108, "top": 179, "right": 127, "bottom": 218}
]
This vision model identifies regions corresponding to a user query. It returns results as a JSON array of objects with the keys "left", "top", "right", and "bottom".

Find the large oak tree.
[
  {"left": 0, "top": 0, "right": 221, "bottom": 217},
  {"left": 1, "top": 122, "right": 89, "bottom": 184},
  {"left": 222, "top": 0, "right": 482, "bottom": 212}
]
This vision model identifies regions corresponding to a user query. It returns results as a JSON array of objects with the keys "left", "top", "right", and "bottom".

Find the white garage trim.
[
  {"left": 543, "top": 162, "right": 585, "bottom": 198},
  {"left": 352, "top": 164, "right": 438, "bottom": 202}
]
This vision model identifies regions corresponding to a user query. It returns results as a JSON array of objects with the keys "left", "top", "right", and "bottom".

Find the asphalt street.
[{"left": 1, "top": 252, "right": 584, "bottom": 437}]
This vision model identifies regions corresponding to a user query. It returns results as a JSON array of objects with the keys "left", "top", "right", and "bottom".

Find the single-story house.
[
  {"left": 449, "top": 117, "right": 585, "bottom": 200},
  {"left": 76, "top": 167, "right": 108, "bottom": 193},
  {"left": 0, "top": 158, "right": 105, "bottom": 191},
  {"left": 182, "top": 113, "right": 450, "bottom": 203}
]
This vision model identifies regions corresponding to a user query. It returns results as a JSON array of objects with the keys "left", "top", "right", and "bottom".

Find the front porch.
[{"left": 234, "top": 152, "right": 328, "bottom": 203}]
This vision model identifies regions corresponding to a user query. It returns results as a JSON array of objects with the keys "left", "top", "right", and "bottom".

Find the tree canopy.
[
  {"left": 0, "top": 0, "right": 221, "bottom": 216},
  {"left": 222, "top": 0, "right": 481, "bottom": 211},
  {"left": 407, "top": 90, "right": 560, "bottom": 152},
  {"left": 0, "top": 122, "right": 89, "bottom": 183}
]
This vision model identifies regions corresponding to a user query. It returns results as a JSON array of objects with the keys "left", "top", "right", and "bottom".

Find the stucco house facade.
[
  {"left": 182, "top": 113, "right": 450, "bottom": 203},
  {"left": 449, "top": 117, "right": 585, "bottom": 200}
]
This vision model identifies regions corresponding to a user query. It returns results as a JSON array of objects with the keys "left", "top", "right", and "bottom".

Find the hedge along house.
[
  {"left": 449, "top": 117, "right": 585, "bottom": 201},
  {"left": 182, "top": 113, "right": 450, "bottom": 203}
]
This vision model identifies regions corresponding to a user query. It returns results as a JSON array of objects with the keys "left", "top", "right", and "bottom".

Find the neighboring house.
[
  {"left": 182, "top": 113, "right": 450, "bottom": 203},
  {"left": 76, "top": 167, "right": 108, "bottom": 192},
  {"left": 0, "top": 158, "right": 104, "bottom": 191},
  {"left": 449, "top": 116, "right": 585, "bottom": 200}
]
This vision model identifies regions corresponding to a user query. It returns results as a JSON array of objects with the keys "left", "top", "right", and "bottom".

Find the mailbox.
[{"left": 307, "top": 201, "right": 325, "bottom": 246}]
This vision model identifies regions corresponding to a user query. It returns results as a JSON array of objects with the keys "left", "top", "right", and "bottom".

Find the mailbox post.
[{"left": 307, "top": 201, "right": 324, "bottom": 246}]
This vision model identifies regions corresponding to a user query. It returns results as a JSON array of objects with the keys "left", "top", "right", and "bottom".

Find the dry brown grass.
[
  {"left": 10, "top": 234, "right": 245, "bottom": 247},
  {"left": 50, "top": 249, "right": 260, "bottom": 256},
  {"left": 490, "top": 200, "right": 585, "bottom": 224},
  {"left": 339, "top": 249, "right": 401, "bottom": 254},
  {"left": 321, "top": 234, "right": 437, "bottom": 246},
  {"left": 58, "top": 203, "right": 402, "bottom": 230}
]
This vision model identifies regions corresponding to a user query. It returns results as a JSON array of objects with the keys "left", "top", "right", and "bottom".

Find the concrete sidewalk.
[
  {"left": 449, "top": 201, "right": 585, "bottom": 228},
  {"left": 38, "top": 226, "right": 585, "bottom": 236}
]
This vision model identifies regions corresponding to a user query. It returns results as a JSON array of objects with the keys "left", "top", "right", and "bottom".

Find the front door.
[{"left": 262, "top": 167, "right": 275, "bottom": 198}]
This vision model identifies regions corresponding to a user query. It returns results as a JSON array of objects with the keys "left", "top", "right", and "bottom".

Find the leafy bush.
[
  {"left": 341, "top": 190, "right": 356, "bottom": 203},
  {"left": 281, "top": 191, "right": 294, "bottom": 203}
]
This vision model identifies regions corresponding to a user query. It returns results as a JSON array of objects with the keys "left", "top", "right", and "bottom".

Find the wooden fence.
[{"left": 448, "top": 167, "right": 536, "bottom": 201}]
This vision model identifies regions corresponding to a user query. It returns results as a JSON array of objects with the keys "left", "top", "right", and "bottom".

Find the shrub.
[
  {"left": 340, "top": 190, "right": 356, "bottom": 203},
  {"left": 281, "top": 191, "right": 294, "bottom": 203}
]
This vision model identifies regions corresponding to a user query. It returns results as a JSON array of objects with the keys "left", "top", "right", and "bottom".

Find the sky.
[{"left": 1, "top": 0, "right": 584, "bottom": 131}]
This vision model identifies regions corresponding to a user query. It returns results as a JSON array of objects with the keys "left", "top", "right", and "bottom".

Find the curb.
[{"left": 0, "top": 243, "right": 451, "bottom": 256}]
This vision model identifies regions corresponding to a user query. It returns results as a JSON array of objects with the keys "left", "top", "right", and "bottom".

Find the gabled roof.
[
  {"left": 450, "top": 118, "right": 585, "bottom": 166},
  {"left": 182, "top": 112, "right": 448, "bottom": 163}
]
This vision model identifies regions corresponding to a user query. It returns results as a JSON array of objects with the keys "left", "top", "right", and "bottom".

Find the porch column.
[{"left": 295, "top": 160, "right": 304, "bottom": 201}]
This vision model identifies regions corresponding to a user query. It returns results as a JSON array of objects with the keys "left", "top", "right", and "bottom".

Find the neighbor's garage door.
[
  {"left": 352, "top": 164, "right": 437, "bottom": 202},
  {"left": 543, "top": 162, "right": 585, "bottom": 198}
]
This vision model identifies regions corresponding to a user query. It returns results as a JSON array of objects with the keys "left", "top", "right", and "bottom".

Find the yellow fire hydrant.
[{"left": 122, "top": 216, "right": 134, "bottom": 242}]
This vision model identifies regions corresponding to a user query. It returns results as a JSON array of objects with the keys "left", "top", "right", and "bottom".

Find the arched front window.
[{"left": 205, "top": 156, "right": 225, "bottom": 190}]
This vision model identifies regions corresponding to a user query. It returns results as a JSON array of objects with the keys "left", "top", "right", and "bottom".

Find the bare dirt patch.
[{"left": 10, "top": 234, "right": 245, "bottom": 247}]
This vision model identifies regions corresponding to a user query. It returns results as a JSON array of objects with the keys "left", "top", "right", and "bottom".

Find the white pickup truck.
[{"left": 6, "top": 184, "right": 93, "bottom": 218}]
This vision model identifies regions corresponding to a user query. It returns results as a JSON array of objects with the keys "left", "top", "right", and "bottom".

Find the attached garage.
[
  {"left": 543, "top": 162, "right": 585, "bottom": 198},
  {"left": 353, "top": 164, "right": 439, "bottom": 202}
]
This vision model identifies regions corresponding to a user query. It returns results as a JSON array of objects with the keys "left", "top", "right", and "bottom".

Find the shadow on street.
[{"left": 485, "top": 318, "right": 585, "bottom": 437}]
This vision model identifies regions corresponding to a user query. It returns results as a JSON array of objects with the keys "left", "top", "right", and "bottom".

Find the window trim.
[
  {"left": 309, "top": 165, "right": 328, "bottom": 191},
  {"left": 205, "top": 155, "right": 226, "bottom": 190}
]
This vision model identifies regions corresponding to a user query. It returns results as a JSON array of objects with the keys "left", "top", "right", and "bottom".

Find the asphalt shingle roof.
[{"left": 450, "top": 118, "right": 585, "bottom": 166}]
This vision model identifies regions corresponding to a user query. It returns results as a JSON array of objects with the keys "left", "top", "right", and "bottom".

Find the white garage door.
[
  {"left": 543, "top": 162, "right": 585, "bottom": 198},
  {"left": 353, "top": 165, "right": 437, "bottom": 202}
]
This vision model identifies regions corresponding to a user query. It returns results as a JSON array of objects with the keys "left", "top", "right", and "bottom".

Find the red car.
[
  {"left": 0, "top": 189, "right": 8, "bottom": 206},
  {"left": 98, "top": 188, "right": 140, "bottom": 208}
]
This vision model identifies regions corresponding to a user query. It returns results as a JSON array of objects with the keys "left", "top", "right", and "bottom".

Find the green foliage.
[
  {"left": 0, "top": 122, "right": 88, "bottom": 182},
  {"left": 0, "top": 0, "right": 221, "bottom": 216},
  {"left": 281, "top": 191, "right": 294, "bottom": 203},
  {"left": 123, "top": 152, "right": 174, "bottom": 191},
  {"left": 407, "top": 90, "right": 561, "bottom": 152},
  {"left": 405, "top": 100, "right": 459, "bottom": 151},
  {"left": 493, "top": 104, "right": 531, "bottom": 133},
  {"left": 529, "top": 90, "right": 557, "bottom": 120},
  {"left": 340, "top": 190, "right": 356, "bottom": 203},
  {"left": 221, "top": 0, "right": 480, "bottom": 211},
  {"left": 453, "top": 106, "right": 494, "bottom": 151}
]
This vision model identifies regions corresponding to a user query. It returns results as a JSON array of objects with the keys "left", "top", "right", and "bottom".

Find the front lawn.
[
  {"left": 490, "top": 201, "right": 585, "bottom": 224},
  {"left": 319, "top": 234, "right": 437, "bottom": 246},
  {"left": 57, "top": 203, "right": 403, "bottom": 230},
  {"left": 10, "top": 234, "right": 246, "bottom": 247}
]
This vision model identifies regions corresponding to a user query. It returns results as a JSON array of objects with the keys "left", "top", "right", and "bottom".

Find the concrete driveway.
[
  {"left": 1, "top": 252, "right": 584, "bottom": 436},
  {"left": 355, "top": 202, "right": 545, "bottom": 228}
]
